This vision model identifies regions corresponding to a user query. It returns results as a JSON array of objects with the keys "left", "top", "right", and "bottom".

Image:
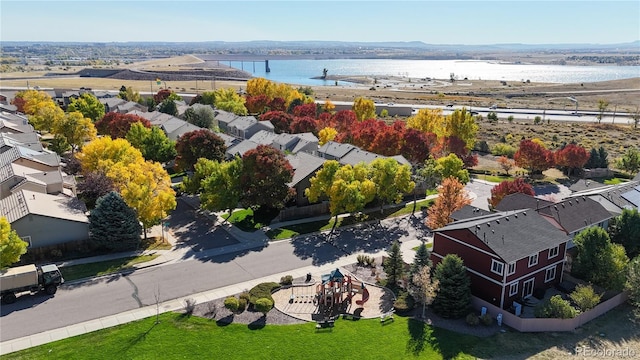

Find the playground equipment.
[{"left": 316, "top": 268, "right": 369, "bottom": 309}]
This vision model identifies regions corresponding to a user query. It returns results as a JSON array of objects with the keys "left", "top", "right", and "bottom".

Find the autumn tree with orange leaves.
[{"left": 426, "top": 177, "right": 471, "bottom": 229}]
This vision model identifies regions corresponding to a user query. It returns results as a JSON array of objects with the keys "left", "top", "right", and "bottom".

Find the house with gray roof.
[
  {"left": 115, "top": 101, "right": 146, "bottom": 114},
  {"left": 159, "top": 118, "right": 201, "bottom": 141},
  {"left": 226, "top": 140, "right": 260, "bottom": 159},
  {"left": 432, "top": 209, "right": 570, "bottom": 310},
  {"left": 249, "top": 130, "right": 279, "bottom": 146},
  {"left": 227, "top": 116, "right": 274, "bottom": 139},
  {"left": 1, "top": 190, "right": 88, "bottom": 248},
  {"left": 273, "top": 132, "right": 319, "bottom": 155},
  {"left": 317, "top": 141, "right": 356, "bottom": 161},
  {"left": 339, "top": 148, "right": 387, "bottom": 167},
  {"left": 286, "top": 152, "right": 327, "bottom": 206},
  {"left": 216, "top": 132, "right": 240, "bottom": 149},
  {"left": 214, "top": 109, "right": 239, "bottom": 133},
  {"left": 100, "top": 97, "right": 126, "bottom": 113},
  {"left": 451, "top": 205, "right": 492, "bottom": 221},
  {"left": 565, "top": 180, "right": 640, "bottom": 215}
]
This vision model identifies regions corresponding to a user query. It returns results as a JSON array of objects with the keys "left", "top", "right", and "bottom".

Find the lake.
[{"left": 223, "top": 59, "right": 640, "bottom": 86}]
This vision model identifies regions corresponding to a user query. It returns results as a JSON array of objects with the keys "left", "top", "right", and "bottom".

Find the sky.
[{"left": 1, "top": 1, "right": 639, "bottom": 45}]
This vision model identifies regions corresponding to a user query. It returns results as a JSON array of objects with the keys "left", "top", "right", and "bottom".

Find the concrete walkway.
[{"left": 0, "top": 195, "right": 438, "bottom": 355}]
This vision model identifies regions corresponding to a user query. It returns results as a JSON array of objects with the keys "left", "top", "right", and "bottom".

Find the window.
[
  {"left": 507, "top": 262, "right": 516, "bottom": 275},
  {"left": 528, "top": 253, "right": 539, "bottom": 267},
  {"left": 545, "top": 266, "right": 557, "bottom": 283},
  {"left": 491, "top": 259, "right": 504, "bottom": 275},
  {"left": 548, "top": 246, "right": 559, "bottom": 259},
  {"left": 21, "top": 236, "right": 32, "bottom": 247},
  {"left": 509, "top": 282, "right": 518, "bottom": 296}
]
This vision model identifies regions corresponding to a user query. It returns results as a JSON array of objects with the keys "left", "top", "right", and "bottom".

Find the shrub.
[
  {"left": 254, "top": 298, "right": 274, "bottom": 316},
  {"left": 357, "top": 254, "right": 367, "bottom": 266},
  {"left": 280, "top": 275, "right": 293, "bottom": 286},
  {"left": 380, "top": 109, "right": 389, "bottom": 117},
  {"left": 534, "top": 116, "right": 542, "bottom": 125},
  {"left": 480, "top": 313, "right": 493, "bottom": 326},
  {"left": 248, "top": 282, "right": 279, "bottom": 305},
  {"left": 393, "top": 291, "right": 415, "bottom": 314},
  {"left": 507, "top": 115, "right": 514, "bottom": 123},
  {"left": 569, "top": 284, "right": 602, "bottom": 312},
  {"left": 366, "top": 256, "right": 376, "bottom": 267},
  {"left": 474, "top": 140, "right": 490, "bottom": 153},
  {"left": 224, "top": 296, "right": 239, "bottom": 313},
  {"left": 465, "top": 313, "right": 480, "bottom": 326},
  {"left": 492, "top": 143, "right": 516, "bottom": 158},
  {"left": 535, "top": 295, "right": 578, "bottom": 319},
  {"left": 237, "top": 297, "right": 248, "bottom": 312},
  {"left": 487, "top": 112, "right": 498, "bottom": 122},
  {"left": 239, "top": 292, "right": 251, "bottom": 303}
]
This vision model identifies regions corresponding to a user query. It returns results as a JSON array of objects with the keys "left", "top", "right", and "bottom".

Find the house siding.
[{"left": 12, "top": 215, "right": 89, "bottom": 248}]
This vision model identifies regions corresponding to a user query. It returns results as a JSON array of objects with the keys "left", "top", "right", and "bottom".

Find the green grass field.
[{"left": 3, "top": 313, "right": 479, "bottom": 360}]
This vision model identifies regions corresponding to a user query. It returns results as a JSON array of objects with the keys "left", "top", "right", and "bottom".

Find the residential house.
[
  {"left": 565, "top": 180, "right": 640, "bottom": 215},
  {"left": 286, "top": 152, "right": 327, "bottom": 206},
  {"left": 249, "top": 130, "right": 279, "bottom": 146},
  {"left": 226, "top": 140, "right": 260, "bottom": 159},
  {"left": 0, "top": 190, "right": 89, "bottom": 248},
  {"left": 317, "top": 141, "right": 356, "bottom": 161},
  {"left": 214, "top": 109, "right": 240, "bottom": 133},
  {"left": 227, "top": 116, "right": 274, "bottom": 139},
  {"left": 0, "top": 112, "right": 34, "bottom": 134},
  {"left": 157, "top": 117, "right": 201, "bottom": 141},
  {"left": 273, "top": 132, "right": 319, "bottom": 155},
  {"left": 450, "top": 205, "right": 492, "bottom": 221},
  {"left": 100, "top": 97, "right": 126, "bottom": 113},
  {"left": 431, "top": 209, "right": 570, "bottom": 310}
]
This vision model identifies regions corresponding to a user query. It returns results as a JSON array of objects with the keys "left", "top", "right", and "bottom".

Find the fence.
[
  {"left": 276, "top": 202, "right": 330, "bottom": 222},
  {"left": 471, "top": 292, "right": 628, "bottom": 332}
]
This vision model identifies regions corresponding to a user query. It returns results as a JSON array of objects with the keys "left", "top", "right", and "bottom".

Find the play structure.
[{"left": 316, "top": 268, "right": 369, "bottom": 310}]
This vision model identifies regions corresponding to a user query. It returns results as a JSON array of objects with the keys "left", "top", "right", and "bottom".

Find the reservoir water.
[{"left": 224, "top": 59, "right": 640, "bottom": 86}]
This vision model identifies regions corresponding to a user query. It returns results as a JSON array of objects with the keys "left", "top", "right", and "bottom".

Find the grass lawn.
[
  {"left": 411, "top": 243, "right": 433, "bottom": 251},
  {"left": 140, "top": 236, "right": 172, "bottom": 251},
  {"left": 59, "top": 255, "right": 160, "bottom": 282},
  {"left": 3, "top": 313, "right": 480, "bottom": 360},
  {"left": 473, "top": 174, "right": 515, "bottom": 183},
  {"left": 222, "top": 209, "right": 266, "bottom": 232},
  {"left": 604, "top": 177, "right": 626, "bottom": 185}
]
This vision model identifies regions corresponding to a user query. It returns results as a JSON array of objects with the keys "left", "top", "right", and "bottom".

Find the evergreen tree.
[
  {"left": 158, "top": 99, "right": 178, "bottom": 116},
  {"left": 432, "top": 254, "right": 471, "bottom": 318},
  {"left": 89, "top": 191, "right": 142, "bottom": 251},
  {"left": 383, "top": 240, "right": 405, "bottom": 288},
  {"left": 410, "top": 242, "right": 432, "bottom": 275},
  {"left": 597, "top": 146, "right": 609, "bottom": 168},
  {"left": 585, "top": 148, "right": 599, "bottom": 169}
]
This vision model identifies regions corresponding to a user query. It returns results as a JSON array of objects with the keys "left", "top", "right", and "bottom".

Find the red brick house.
[{"left": 431, "top": 209, "right": 570, "bottom": 310}]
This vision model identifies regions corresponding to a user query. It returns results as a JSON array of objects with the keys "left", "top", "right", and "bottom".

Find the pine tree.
[
  {"left": 597, "top": 146, "right": 609, "bottom": 168},
  {"left": 410, "top": 242, "right": 432, "bottom": 275},
  {"left": 89, "top": 191, "right": 142, "bottom": 251},
  {"left": 383, "top": 240, "right": 405, "bottom": 288},
  {"left": 432, "top": 254, "right": 471, "bottom": 318}
]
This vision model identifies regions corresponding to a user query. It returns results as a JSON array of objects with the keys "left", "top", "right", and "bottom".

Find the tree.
[
  {"left": 585, "top": 148, "right": 600, "bottom": 169},
  {"left": 497, "top": 156, "right": 514, "bottom": 175},
  {"left": 291, "top": 102, "right": 317, "bottom": 118},
  {"left": 29, "top": 100, "right": 64, "bottom": 133},
  {"left": 514, "top": 139, "right": 554, "bottom": 174},
  {"left": 369, "top": 121, "right": 404, "bottom": 156},
  {"left": 214, "top": 88, "right": 247, "bottom": 115},
  {"left": 572, "top": 227, "right": 629, "bottom": 291},
  {"left": 52, "top": 111, "right": 97, "bottom": 153},
  {"left": 240, "top": 145, "right": 294, "bottom": 210},
  {"left": 410, "top": 265, "right": 439, "bottom": 319},
  {"left": 197, "top": 158, "right": 243, "bottom": 217},
  {"left": 245, "top": 95, "right": 271, "bottom": 114},
  {"left": 597, "top": 99, "right": 609, "bottom": 124},
  {"left": 554, "top": 143, "right": 589, "bottom": 176},
  {"left": 323, "top": 99, "right": 335, "bottom": 113},
  {"left": 67, "top": 93, "right": 105, "bottom": 122},
  {"left": 383, "top": 241, "right": 404, "bottom": 288},
  {"left": 254, "top": 298, "right": 273, "bottom": 317},
  {"left": 535, "top": 295, "right": 578, "bottom": 319},
  {"left": 488, "top": 178, "right": 535, "bottom": 209},
  {"left": 352, "top": 97, "right": 376, "bottom": 121},
  {"left": 183, "top": 105, "right": 215, "bottom": 129},
  {"left": 597, "top": 146, "right": 609, "bottom": 168},
  {"left": 77, "top": 171, "right": 116, "bottom": 209},
  {"left": 406, "top": 108, "right": 444, "bottom": 134},
  {"left": 125, "top": 123, "right": 176, "bottom": 163},
  {"left": 305, "top": 160, "right": 341, "bottom": 203},
  {"left": 608, "top": 209, "right": 640, "bottom": 259},
  {"left": 118, "top": 86, "right": 141, "bottom": 103},
  {"left": 401, "top": 129, "right": 436, "bottom": 164},
  {"left": 369, "top": 158, "right": 415, "bottom": 213},
  {"left": 153, "top": 89, "right": 181, "bottom": 104},
  {"left": 158, "top": 99, "right": 178, "bottom": 116},
  {"left": 433, "top": 254, "right": 471, "bottom": 318},
  {"left": 569, "top": 284, "right": 602, "bottom": 312},
  {"left": 13, "top": 89, "right": 52, "bottom": 115},
  {"left": 435, "top": 153, "right": 470, "bottom": 184},
  {"left": 175, "top": 129, "right": 226, "bottom": 171},
  {"left": 331, "top": 110, "right": 357, "bottom": 133},
  {"left": 411, "top": 242, "right": 432, "bottom": 275},
  {"left": 290, "top": 116, "right": 317, "bottom": 134},
  {"left": 443, "top": 109, "right": 479, "bottom": 151},
  {"left": 0, "top": 217, "right": 28, "bottom": 269},
  {"left": 426, "top": 177, "right": 471, "bottom": 229},
  {"left": 95, "top": 112, "right": 151, "bottom": 138},
  {"left": 89, "top": 191, "right": 142, "bottom": 251},
  {"left": 260, "top": 111, "right": 293, "bottom": 134},
  {"left": 618, "top": 148, "right": 640, "bottom": 175},
  {"left": 318, "top": 127, "right": 337, "bottom": 146},
  {"left": 626, "top": 256, "right": 640, "bottom": 314},
  {"left": 77, "top": 137, "right": 145, "bottom": 174},
  {"left": 348, "top": 119, "right": 386, "bottom": 150}
]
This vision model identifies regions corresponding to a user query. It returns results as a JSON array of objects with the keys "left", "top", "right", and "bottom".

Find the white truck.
[{"left": 0, "top": 264, "right": 64, "bottom": 304}]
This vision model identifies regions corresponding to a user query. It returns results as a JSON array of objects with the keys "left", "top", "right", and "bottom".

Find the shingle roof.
[
  {"left": 437, "top": 209, "right": 570, "bottom": 263},
  {"left": 536, "top": 196, "right": 613, "bottom": 234},
  {"left": 339, "top": 148, "right": 386, "bottom": 166},
  {"left": 317, "top": 141, "right": 356, "bottom": 159},
  {"left": 286, "top": 152, "right": 326, "bottom": 186},
  {"left": 215, "top": 132, "right": 240, "bottom": 148},
  {"left": 0, "top": 190, "right": 88, "bottom": 224},
  {"left": 567, "top": 181, "right": 640, "bottom": 212},
  {"left": 620, "top": 185, "right": 640, "bottom": 209},
  {"left": 451, "top": 205, "right": 492, "bottom": 221},
  {"left": 229, "top": 116, "right": 258, "bottom": 131},
  {"left": 226, "top": 140, "right": 259, "bottom": 158},
  {"left": 213, "top": 109, "right": 238, "bottom": 125},
  {"left": 249, "top": 130, "right": 279, "bottom": 145},
  {"left": 495, "top": 193, "right": 553, "bottom": 212}
]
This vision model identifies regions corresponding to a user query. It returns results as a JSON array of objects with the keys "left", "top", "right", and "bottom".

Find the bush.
[
  {"left": 393, "top": 291, "right": 415, "bottom": 314},
  {"left": 254, "top": 297, "right": 274, "bottom": 316},
  {"left": 224, "top": 296, "right": 239, "bottom": 313},
  {"left": 366, "top": 256, "right": 376, "bottom": 267},
  {"left": 569, "top": 284, "right": 602, "bottom": 312},
  {"left": 358, "top": 254, "right": 376, "bottom": 267},
  {"left": 280, "top": 275, "right": 293, "bottom": 286},
  {"left": 535, "top": 295, "right": 578, "bottom": 319},
  {"left": 487, "top": 112, "right": 498, "bottom": 122},
  {"left": 237, "top": 297, "right": 248, "bottom": 312},
  {"left": 491, "top": 143, "right": 516, "bottom": 157},
  {"left": 239, "top": 292, "right": 251, "bottom": 304},
  {"left": 474, "top": 140, "right": 490, "bottom": 153},
  {"left": 357, "top": 254, "right": 367, "bottom": 266},
  {"left": 480, "top": 313, "right": 493, "bottom": 326},
  {"left": 507, "top": 115, "right": 514, "bottom": 123},
  {"left": 465, "top": 313, "right": 480, "bottom": 326},
  {"left": 248, "top": 282, "right": 279, "bottom": 306}
]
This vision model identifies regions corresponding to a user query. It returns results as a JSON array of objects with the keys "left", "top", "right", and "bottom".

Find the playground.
[{"left": 272, "top": 268, "right": 396, "bottom": 323}]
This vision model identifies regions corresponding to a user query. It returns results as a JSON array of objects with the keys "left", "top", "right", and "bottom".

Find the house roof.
[
  {"left": 226, "top": 140, "right": 259, "bottom": 158},
  {"left": 214, "top": 109, "right": 239, "bottom": 125},
  {"left": 437, "top": 209, "right": 570, "bottom": 263},
  {"left": 451, "top": 205, "right": 492, "bottom": 221},
  {"left": 286, "top": 152, "right": 326, "bottom": 187},
  {"left": 215, "top": 132, "right": 240, "bottom": 148},
  {"left": 291, "top": 139, "right": 317, "bottom": 154},
  {"left": 536, "top": 196, "right": 613, "bottom": 234},
  {"left": 317, "top": 141, "right": 356, "bottom": 159},
  {"left": 495, "top": 192, "right": 553, "bottom": 212},
  {"left": 567, "top": 181, "right": 640, "bottom": 212},
  {"left": 100, "top": 97, "right": 126, "bottom": 109},
  {"left": 164, "top": 121, "right": 202, "bottom": 141},
  {"left": 339, "top": 148, "right": 386, "bottom": 166},
  {"left": 249, "top": 130, "right": 279, "bottom": 145},
  {"left": 0, "top": 190, "right": 88, "bottom": 224},
  {"left": 272, "top": 133, "right": 299, "bottom": 147},
  {"left": 228, "top": 116, "right": 258, "bottom": 131},
  {"left": 568, "top": 178, "right": 608, "bottom": 193},
  {"left": 620, "top": 185, "right": 640, "bottom": 209}
]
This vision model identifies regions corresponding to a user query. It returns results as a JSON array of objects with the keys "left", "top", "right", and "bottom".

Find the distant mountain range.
[{"left": 3, "top": 40, "right": 640, "bottom": 52}]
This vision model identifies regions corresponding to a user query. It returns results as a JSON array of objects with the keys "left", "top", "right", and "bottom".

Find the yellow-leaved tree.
[
  {"left": 443, "top": 109, "right": 479, "bottom": 151},
  {"left": 29, "top": 101, "right": 65, "bottom": 133},
  {"left": 214, "top": 88, "right": 248, "bottom": 115},
  {"left": 406, "top": 108, "right": 444, "bottom": 135},
  {"left": 52, "top": 111, "right": 97, "bottom": 153},
  {"left": 369, "top": 158, "right": 415, "bottom": 213},
  {"left": 352, "top": 97, "right": 376, "bottom": 121},
  {"left": 0, "top": 217, "right": 28, "bottom": 269},
  {"left": 19, "top": 90, "right": 54, "bottom": 115},
  {"left": 318, "top": 127, "right": 338, "bottom": 146}
]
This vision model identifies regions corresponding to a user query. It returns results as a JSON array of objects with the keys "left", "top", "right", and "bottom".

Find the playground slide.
[{"left": 355, "top": 287, "right": 369, "bottom": 306}]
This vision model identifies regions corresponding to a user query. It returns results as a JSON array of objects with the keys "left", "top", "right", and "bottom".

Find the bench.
[{"left": 380, "top": 311, "right": 395, "bottom": 324}]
